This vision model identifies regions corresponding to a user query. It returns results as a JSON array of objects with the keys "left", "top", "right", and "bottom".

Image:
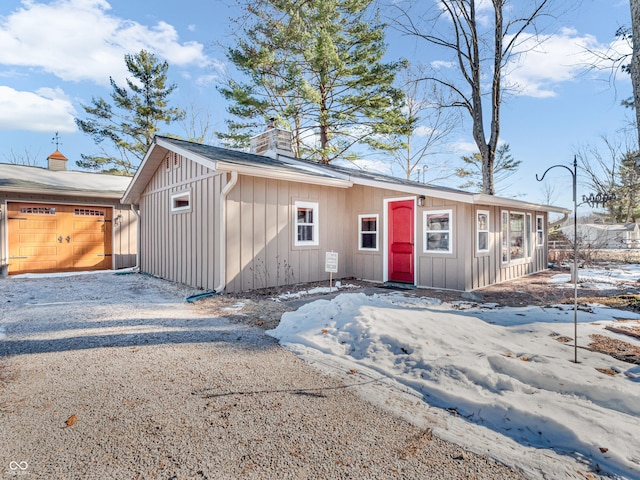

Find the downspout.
[
  {"left": 131, "top": 204, "right": 141, "bottom": 272},
  {"left": 214, "top": 171, "right": 238, "bottom": 293}
]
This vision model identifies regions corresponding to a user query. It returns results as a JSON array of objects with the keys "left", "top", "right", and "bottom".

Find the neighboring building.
[
  {"left": 122, "top": 133, "right": 568, "bottom": 293},
  {"left": 0, "top": 151, "right": 137, "bottom": 276},
  {"left": 558, "top": 221, "right": 640, "bottom": 249}
]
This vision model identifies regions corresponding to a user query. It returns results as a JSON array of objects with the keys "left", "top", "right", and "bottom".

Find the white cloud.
[
  {"left": 430, "top": 60, "right": 455, "bottom": 70},
  {"left": 0, "top": 0, "right": 210, "bottom": 85},
  {"left": 0, "top": 86, "right": 76, "bottom": 132},
  {"left": 414, "top": 125, "right": 436, "bottom": 137},
  {"left": 504, "top": 27, "right": 631, "bottom": 98}
]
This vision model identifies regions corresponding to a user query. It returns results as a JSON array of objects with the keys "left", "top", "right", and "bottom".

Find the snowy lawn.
[{"left": 267, "top": 269, "right": 640, "bottom": 480}]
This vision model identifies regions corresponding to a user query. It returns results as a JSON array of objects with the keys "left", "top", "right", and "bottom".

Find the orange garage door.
[{"left": 7, "top": 203, "right": 113, "bottom": 275}]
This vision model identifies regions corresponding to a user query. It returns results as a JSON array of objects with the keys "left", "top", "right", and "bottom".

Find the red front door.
[{"left": 388, "top": 199, "right": 415, "bottom": 283}]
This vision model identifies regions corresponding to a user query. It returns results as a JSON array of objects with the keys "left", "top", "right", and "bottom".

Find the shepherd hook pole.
[{"left": 536, "top": 156, "right": 579, "bottom": 363}]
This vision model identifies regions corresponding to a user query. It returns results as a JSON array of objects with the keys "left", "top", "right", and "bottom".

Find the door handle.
[
  {"left": 58, "top": 236, "right": 63, "bottom": 243},
  {"left": 66, "top": 236, "right": 71, "bottom": 243}
]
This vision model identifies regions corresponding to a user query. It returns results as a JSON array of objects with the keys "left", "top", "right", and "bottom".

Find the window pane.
[
  {"left": 478, "top": 232, "right": 488, "bottom": 251},
  {"left": 477, "top": 213, "right": 488, "bottom": 230},
  {"left": 427, "top": 232, "right": 449, "bottom": 251},
  {"left": 298, "top": 225, "right": 314, "bottom": 241},
  {"left": 502, "top": 212, "right": 509, "bottom": 262},
  {"left": 297, "top": 208, "right": 312, "bottom": 224},
  {"left": 362, "top": 233, "right": 377, "bottom": 249},
  {"left": 361, "top": 217, "right": 377, "bottom": 232},
  {"left": 427, "top": 214, "right": 449, "bottom": 231},
  {"left": 510, "top": 213, "right": 525, "bottom": 260}
]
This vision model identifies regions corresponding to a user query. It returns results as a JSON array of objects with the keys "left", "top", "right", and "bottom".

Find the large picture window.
[
  {"left": 358, "top": 214, "right": 378, "bottom": 251},
  {"left": 294, "top": 201, "right": 319, "bottom": 246},
  {"left": 477, "top": 210, "right": 489, "bottom": 253},
  {"left": 424, "top": 209, "right": 452, "bottom": 253},
  {"left": 501, "top": 210, "right": 529, "bottom": 263}
]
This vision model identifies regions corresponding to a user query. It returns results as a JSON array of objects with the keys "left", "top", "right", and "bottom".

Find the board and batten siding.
[
  {"left": 224, "top": 175, "right": 350, "bottom": 293},
  {"left": 138, "top": 154, "right": 223, "bottom": 290},
  {"left": 469, "top": 206, "right": 548, "bottom": 290},
  {"left": 0, "top": 192, "right": 137, "bottom": 272},
  {"left": 415, "top": 196, "right": 471, "bottom": 291},
  {"left": 348, "top": 185, "right": 470, "bottom": 290}
]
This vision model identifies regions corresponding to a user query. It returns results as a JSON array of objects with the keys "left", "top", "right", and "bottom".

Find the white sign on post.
[{"left": 325, "top": 252, "right": 338, "bottom": 273}]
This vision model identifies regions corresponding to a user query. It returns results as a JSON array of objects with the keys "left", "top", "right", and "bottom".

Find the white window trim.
[
  {"left": 423, "top": 209, "right": 453, "bottom": 254},
  {"left": 476, "top": 210, "right": 490, "bottom": 253},
  {"left": 358, "top": 214, "right": 379, "bottom": 251},
  {"left": 171, "top": 190, "right": 191, "bottom": 213},
  {"left": 502, "top": 210, "right": 530, "bottom": 264},
  {"left": 294, "top": 201, "right": 319, "bottom": 247},
  {"left": 536, "top": 215, "right": 545, "bottom": 247},
  {"left": 501, "top": 210, "right": 509, "bottom": 264}
]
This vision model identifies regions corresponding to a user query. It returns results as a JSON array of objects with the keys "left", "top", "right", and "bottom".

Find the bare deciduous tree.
[
  {"left": 392, "top": 0, "right": 554, "bottom": 194},
  {"left": 3, "top": 148, "right": 42, "bottom": 167}
]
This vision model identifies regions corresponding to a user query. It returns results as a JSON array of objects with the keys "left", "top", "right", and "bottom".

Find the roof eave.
[
  {"left": 0, "top": 186, "right": 125, "bottom": 199},
  {"left": 215, "top": 162, "right": 353, "bottom": 188},
  {"left": 473, "top": 193, "right": 571, "bottom": 214}
]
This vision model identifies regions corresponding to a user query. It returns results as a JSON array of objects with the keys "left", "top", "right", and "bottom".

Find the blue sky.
[{"left": 0, "top": 0, "right": 634, "bottom": 210}]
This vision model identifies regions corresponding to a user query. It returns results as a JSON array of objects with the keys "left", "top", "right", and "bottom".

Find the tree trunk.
[{"left": 631, "top": 0, "right": 640, "bottom": 158}]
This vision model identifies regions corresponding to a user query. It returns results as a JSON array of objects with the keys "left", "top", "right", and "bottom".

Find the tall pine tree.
[
  {"left": 218, "top": 0, "right": 406, "bottom": 163},
  {"left": 75, "top": 50, "right": 185, "bottom": 174}
]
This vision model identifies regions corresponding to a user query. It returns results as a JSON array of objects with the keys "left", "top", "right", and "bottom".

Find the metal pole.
[
  {"left": 572, "top": 156, "right": 578, "bottom": 363},
  {"left": 536, "top": 158, "right": 580, "bottom": 363}
]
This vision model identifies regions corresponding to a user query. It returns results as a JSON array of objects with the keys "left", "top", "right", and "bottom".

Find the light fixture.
[{"left": 417, "top": 195, "right": 425, "bottom": 207}]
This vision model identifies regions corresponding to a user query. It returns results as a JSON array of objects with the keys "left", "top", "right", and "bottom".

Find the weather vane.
[{"left": 52, "top": 131, "right": 62, "bottom": 150}]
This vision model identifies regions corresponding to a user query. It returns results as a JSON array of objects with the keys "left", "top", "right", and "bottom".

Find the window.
[
  {"left": 510, "top": 212, "right": 525, "bottom": 261},
  {"left": 294, "top": 201, "right": 319, "bottom": 246},
  {"left": 171, "top": 191, "right": 191, "bottom": 212},
  {"left": 358, "top": 214, "right": 378, "bottom": 251},
  {"left": 526, "top": 213, "right": 533, "bottom": 257},
  {"left": 536, "top": 215, "right": 545, "bottom": 246},
  {"left": 424, "top": 209, "right": 452, "bottom": 253},
  {"left": 501, "top": 210, "right": 529, "bottom": 263},
  {"left": 74, "top": 208, "right": 105, "bottom": 217},
  {"left": 476, "top": 210, "right": 489, "bottom": 253},
  {"left": 501, "top": 211, "right": 509, "bottom": 263},
  {"left": 20, "top": 206, "right": 56, "bottom": 215}
]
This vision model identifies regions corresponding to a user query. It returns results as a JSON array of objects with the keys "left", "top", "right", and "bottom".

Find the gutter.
[
  {"left": 131, "top": 204, "right": 141, "bottom": 272},
  {"left": 213, "top": 171, "right": 238, "bottom": 293}
]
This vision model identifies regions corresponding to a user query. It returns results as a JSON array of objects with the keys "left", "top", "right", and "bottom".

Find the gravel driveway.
[{"left": 0, "top": 272, "right": 524, "bottom": 479}]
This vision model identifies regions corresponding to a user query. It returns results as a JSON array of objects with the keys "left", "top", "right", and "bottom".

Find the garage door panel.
[
  {"left": 20, "top": 260, "right": 58, "bottom": 271},
  {"left": 19, "top": 233, "right": 58, "bottom": 244},
  {"left": 73, "top": 220, "right": 104, "bottom": 231},
  {"left": 19, "top": 246, "right": 58, "bottom": 256},
  {"left": 74, "top": 233, "right": 106, "bottom": 243},
  {"left": 73, "top": 257, "right": 106, "bottom": 268},
  {"left": 19, "top": 219, "right": 58, "bottom": 230},
  {"left": 73, "top": 245, "right": 104, "bottom": 256}
]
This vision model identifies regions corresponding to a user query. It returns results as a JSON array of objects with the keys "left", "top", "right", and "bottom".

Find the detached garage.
[{"left": 0, "top": 151, "right": 137, "bottom": 276}]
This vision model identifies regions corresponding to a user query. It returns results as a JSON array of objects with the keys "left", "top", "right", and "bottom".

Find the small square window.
[
  {"left": 171, "top": 191, "right": 191, "bottom": 212},
  {"left": 294, "top": 201, "right": 319, "bottom": 246},
  {"left": 358, "top": 214, "right": 378, "bottom": 251}
]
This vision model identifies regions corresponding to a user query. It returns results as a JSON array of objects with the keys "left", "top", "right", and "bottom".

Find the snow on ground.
[
  {"left": 268, "top": 269, "right": 640, "bottom": 480},
  {"left": 272, "top": 281, "right": 359, "bottom": 300},
  {"left": 550, "top": 264, "right": 640, "bottom": 290}
]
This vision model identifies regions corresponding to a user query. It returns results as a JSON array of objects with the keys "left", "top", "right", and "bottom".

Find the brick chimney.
[
  {"left": 47, "top": 150, "right": 68, "bottom": 171},
  {"left": 249, "top": 118, "right": 294, "bottom": 158}
]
